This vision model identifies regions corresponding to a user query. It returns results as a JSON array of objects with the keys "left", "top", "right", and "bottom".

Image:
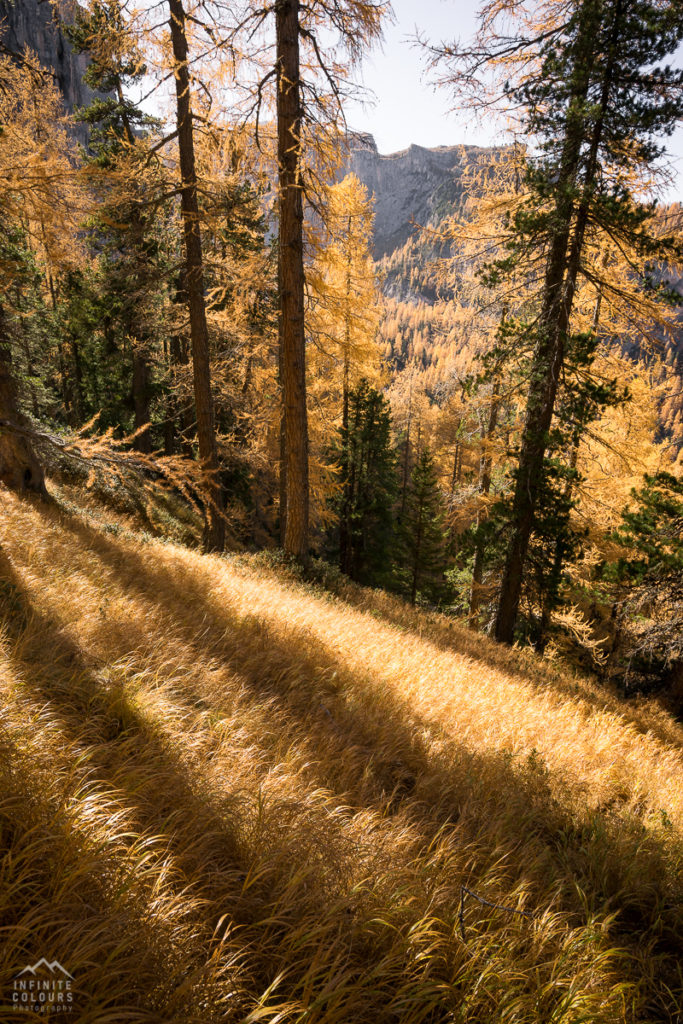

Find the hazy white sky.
[
  {"left": 348, "top": 0, "right": 485, "bottom": 152},
  {"left": 347, "top": 0, "right": 683, "bottom": 201}
]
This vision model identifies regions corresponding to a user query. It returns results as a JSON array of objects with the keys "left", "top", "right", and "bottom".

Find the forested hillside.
[
  {"left": 343, "top": 138, "right": 683, "bottom": 456},
  {"left": 0, "top": 0, "right": 681, "bottom": 683},
  {"left": 1, "top": 0, "right": 683, "bottom": 1018}
]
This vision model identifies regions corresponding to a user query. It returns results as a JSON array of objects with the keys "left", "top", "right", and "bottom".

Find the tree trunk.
[
  {"left": 70, "top": 334, "right": 84, "bottom": 423},
  {"left": 168, "top": 0, "right": 225, "bottom": 552},
  {"left": 494, "top": 0, "right": 618, "bottom": 643},
  {"left": 450, "top": 437, "right": 461, "bottom": 496},
  {"left": 410, "top": 505, "right": 423, "bottom": 605},
  {"left": 277, "top": 0, "right": 309, "bottom": 561},
  {"left": 277, "top": 338, "right": 287, "bottom": 546},
  {"left": 339, "top": 352, "right": 351, "bottom": 573},
  {"left": 132, "top": 349, "right": 152, "bottom": 453},
  {"left": 469, "top": 396, "right": 499, "bottom": 627},
  {"left": 399, "top": 373, "right": 414, "bottom": 518},
  {"left": 0, "top": 302, "right": 46, "bottom": 495}
]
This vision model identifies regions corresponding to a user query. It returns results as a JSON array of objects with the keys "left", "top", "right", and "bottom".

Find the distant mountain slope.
[{"left": 347, "top": 134, "right": 683, "bottom": 454}]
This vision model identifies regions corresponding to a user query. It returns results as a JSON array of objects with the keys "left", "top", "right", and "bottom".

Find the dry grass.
[{"left": 0, "top": 485, "right": 681, "bottom": 1023}]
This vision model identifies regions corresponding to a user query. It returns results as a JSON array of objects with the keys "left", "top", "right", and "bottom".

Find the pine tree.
[
  {"left": 612, "top": 472, "right": 683, "bottom": 591},
  {"left": 399, "top": 448, "right": 447, "bottom": 606},
  {"left": 433, "top": 0, "right": 683, "bottom": 643},
  {"left": 333, "top": 379, "right": 396, "bottom": 585},
  {"left": 604, "top": 471, "right": 683, "bottom": 685},
  {"left": 68, "top": 0, "right": 172, "bottom": 452}
]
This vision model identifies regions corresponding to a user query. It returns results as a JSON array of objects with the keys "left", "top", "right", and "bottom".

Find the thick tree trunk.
[
  {"left": 277, "top": 340, "right": 287, "bottom": 546},
  {"left": 494, "top": 0, "right": 617, "bottom": 643},
  {"left": 0, "top": 303, "right": 46, "bottom": 495},
  {"left": 276, "top": 0, "right": 309, "bottom": 561},
  {"left": 168, "top": 0, "right": 225, "bottom": 551}
]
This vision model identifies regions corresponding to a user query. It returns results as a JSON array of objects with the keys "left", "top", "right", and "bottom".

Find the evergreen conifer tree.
[
  {"left": 434, "top": 0, "right": 683, "bottom": 642},
  {"left": 67, "top": 0, "right": 172, "bottom": 451},
  {"left": 604, "top": 471, "right": 683, "bottom": 683},
  {"left": 398, "top": 448, "right": 447, "bottom": 605},
  {"left": 334, "top": 379, "right": 396, "bottom": 586}
]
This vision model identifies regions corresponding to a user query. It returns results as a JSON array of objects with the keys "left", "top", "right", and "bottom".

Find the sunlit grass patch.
[{"left": 0, "top": 487, "right": 681, "bottom": 1021}]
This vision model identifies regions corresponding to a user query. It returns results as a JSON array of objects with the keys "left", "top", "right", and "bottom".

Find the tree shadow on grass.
[
  {"left": 29, "top": 507, "right": 683, "bottom": 885},
  {"left": 3, "top": 500, "right": 683, "bottom": 1020}
]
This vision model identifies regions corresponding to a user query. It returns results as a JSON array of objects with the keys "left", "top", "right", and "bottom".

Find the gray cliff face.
[
  {"left": 347, "top": 135, "right": 499, "bottom": 259},
  {"left": 0, "top": 0, "right": 98, "bottom": 128}
]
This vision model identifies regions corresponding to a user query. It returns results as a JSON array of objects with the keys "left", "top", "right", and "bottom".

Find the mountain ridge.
[{"left": 347, "top": 132, "right": 502, "bottom": 259}]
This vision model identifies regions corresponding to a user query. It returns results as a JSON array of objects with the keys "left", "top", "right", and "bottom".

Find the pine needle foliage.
[
  {"left": 398, "top": 448, "right": 448, "bottom": 606},
  {"left": 331, "top": 378, "right": 396, "bottom": 586}
]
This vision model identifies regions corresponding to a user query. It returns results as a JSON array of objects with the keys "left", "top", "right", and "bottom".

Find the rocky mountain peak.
[{"left": 346, "top": 133, "right": 501, "bottom": 258}]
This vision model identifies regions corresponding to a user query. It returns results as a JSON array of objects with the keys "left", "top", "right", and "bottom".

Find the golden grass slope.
[{"left": 0, "top": 486, "right": 682, "bottom": 1023}]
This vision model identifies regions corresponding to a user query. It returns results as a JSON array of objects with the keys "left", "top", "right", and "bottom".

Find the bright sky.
[{"left": 348, "top": 0, "right": 683, "bottom": 202}]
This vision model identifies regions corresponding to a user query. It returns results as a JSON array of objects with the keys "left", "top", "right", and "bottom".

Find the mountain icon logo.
[{"left": 16, "top": 959, "right": 74, "bottom": 980}]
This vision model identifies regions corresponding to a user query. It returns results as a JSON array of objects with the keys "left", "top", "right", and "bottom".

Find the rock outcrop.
[
  {"left": 0, "top": 0, "right": 98, "bottom": 129},
  {"left": 347, "top": 134, "right": 499, "bottom": 258}
]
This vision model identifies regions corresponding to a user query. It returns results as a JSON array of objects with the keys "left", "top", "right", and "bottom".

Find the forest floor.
[{"left": 0, "top": 482, "right": 682, "bottom": 1023}]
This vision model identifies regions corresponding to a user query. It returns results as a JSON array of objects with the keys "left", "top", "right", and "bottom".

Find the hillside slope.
[{"left": 0, "top": 487, "right": 682, "bottom": 1022}]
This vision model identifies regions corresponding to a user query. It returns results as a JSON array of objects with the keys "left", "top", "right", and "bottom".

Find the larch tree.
[
  {"left": 167, "top": 0, "right": 225, "bottom": 550},
  {"left": 69, "top": 0, "right": 232, "bottom": 547},
  {"left": 307, "top": 172, "right": 380, "bottom": 424},
  {"left": 274, "top": 0, "right": 308, "bottom": 558},
  {"left": 233, "top": 0, "right": 388, "bottom": 560},
  {"left": 0, "top": 52, "right": 81, "bottom": 494},
  {"left": 307, "top": 171, "right": 381, "bottom": 561}
]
